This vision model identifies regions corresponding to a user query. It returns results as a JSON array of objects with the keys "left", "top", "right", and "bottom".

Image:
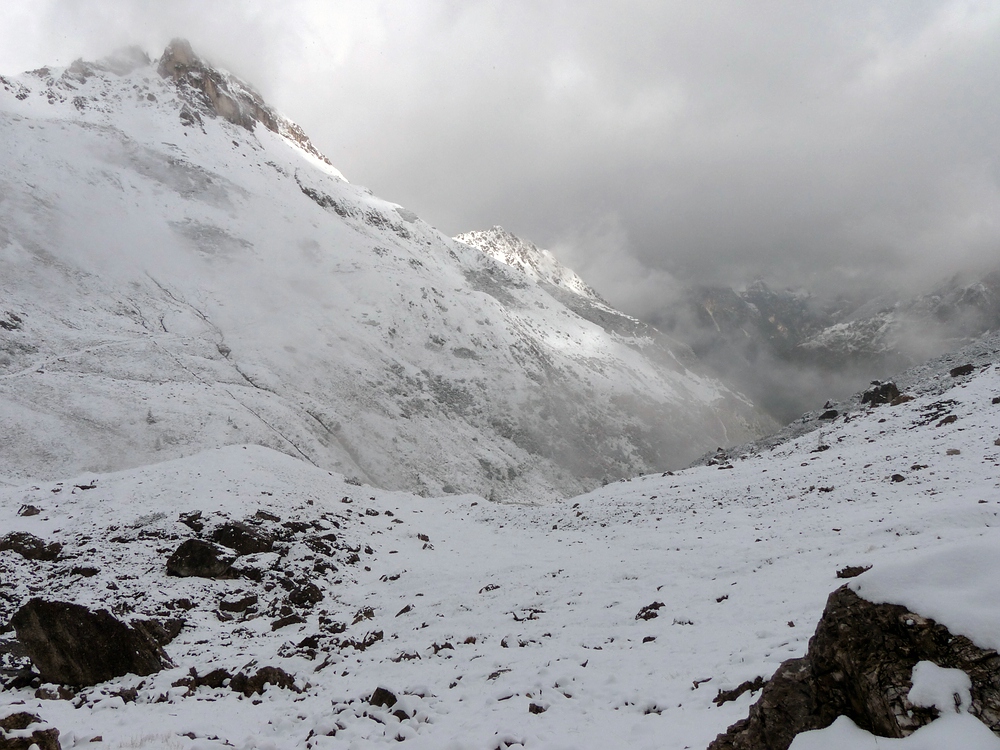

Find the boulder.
[
  {"left": 9, "top": 599, "right": 171, "bottom": 687},
  {"left": 0, "top": 533, "right": 61, "bottom": 561},
  {"left": 210, "top": 521, "right": 273, "bottom": 555},
  {"left": 709, "top": 585, "right": 1000, "bottom": 749},
  {"left": 0, "top": 712, "right": 60, "bottom": 750},
  {"left": 861, "top": 381, "right": 900, "bottom": 407},
  {"left": 166, "top": 539, "right": 236, "bottom": 578},
  {"left": 229, "top": 666, "right": 298, "bottom": 696}
]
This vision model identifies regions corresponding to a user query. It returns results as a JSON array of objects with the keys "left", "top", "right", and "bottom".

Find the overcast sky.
[{"left": 3, "top": 1, "right": 999, "bottom": 317}]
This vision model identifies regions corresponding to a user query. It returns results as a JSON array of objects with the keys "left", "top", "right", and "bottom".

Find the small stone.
[
  {"left": 219, "top": 594, "right": 258, "bottom": 613},
  {"left": 635, "top": 602, "right": 665, "bottom": 621},
  {"left": 0, "top": 712, "right": 61, "bottom": 750},
  {"left": 836, "top": 565, "right": 871, "bottom": 579},
  {"left": 369, "top": 686, "right": 398, "bottom": 708}
]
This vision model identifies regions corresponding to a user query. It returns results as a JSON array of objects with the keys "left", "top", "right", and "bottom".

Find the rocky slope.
[
  {"left": 2, "top": 333, "right": 1000, "bottom": 748},
  {"left": 0, "top": 41, "right": 771, "bottom": 501}
]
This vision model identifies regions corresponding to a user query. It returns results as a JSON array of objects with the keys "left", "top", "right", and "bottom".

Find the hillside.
[
  {"left": 1, "top": 331, "right": 999, "bottom": 748},
  {"left": 0, "top": 41, "right": 771, "bottom": 501}
]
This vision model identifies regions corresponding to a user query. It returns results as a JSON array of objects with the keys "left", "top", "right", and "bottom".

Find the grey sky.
[{"left": 3, "top": 1, "right": 998, "bottom": 318}]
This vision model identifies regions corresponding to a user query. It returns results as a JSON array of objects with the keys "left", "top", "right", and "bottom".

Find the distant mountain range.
[{"left": 649, "top": 271, "right": 1000, "bottom": 422}]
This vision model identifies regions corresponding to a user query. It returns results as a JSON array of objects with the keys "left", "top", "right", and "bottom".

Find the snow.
[
  {"left": 2, "top": 333, "right": 1000, "bottom": 747},
  {"left": 908, "top": 661, "right": 971, "bottom": 714},
  {"left": 790, "top": 714, "right": 1000, "bottom": 750},
  {"left": 850, "top": 539, "right": 1000, "bottom": 653}
]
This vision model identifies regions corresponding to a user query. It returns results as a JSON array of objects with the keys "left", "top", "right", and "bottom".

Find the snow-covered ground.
[{"left": 2, "top": 337, "right": 999, "bottom": 748}]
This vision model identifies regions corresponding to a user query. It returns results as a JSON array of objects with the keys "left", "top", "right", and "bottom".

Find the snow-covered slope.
[
  {"left": 2, "top": 335, "right": 999, "bottom": 748},
  {"left": 455, "top": 226, "right": 605, "bottom": 304},
  {"left": 0, "top": 42, "right": 771, "bottom": 500}
]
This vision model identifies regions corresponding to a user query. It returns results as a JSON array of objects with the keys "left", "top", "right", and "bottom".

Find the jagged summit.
[
  {"left": 156, "top": 39, "right": 332, "bottom": 165},
  {"left": 455, "top": 226, "right": 606, "bottom": 304}
]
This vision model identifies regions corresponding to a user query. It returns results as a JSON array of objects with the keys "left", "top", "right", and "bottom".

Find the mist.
[{"left": 3, "top": 0, "right": 999, "bottom": 421}]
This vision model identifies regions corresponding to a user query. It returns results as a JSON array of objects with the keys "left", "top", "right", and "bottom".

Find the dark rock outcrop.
[
  {"left": 166, "top": 539, "right": 236, "bottom": 578},
  {"left": 9, "top": 599, "right": 170, "bottom": 686},
  {"left": 229, "top": 666, "right": 298, "bottom": 696},
  {"left": 0, "top": 712, "right": 60, "bottom": 750},
  {"left": 709, "top": 585, "right": 1000, "bottom": 749},
  {"left": 210, "top": 521, "right": 273, "bottom": 555},
  {"left": 0, "top": 533, "right": 61, "bottom": 561},
  {"left": 156, "top": 39, "right": 332, "bottom": 164},
  {"left": 861, "top": 381, "right": 900, "bottom": 406}
]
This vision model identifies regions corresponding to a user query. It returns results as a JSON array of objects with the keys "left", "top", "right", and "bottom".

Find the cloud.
[{"left": 2, "top": 0, "right": 999, "bottom": 310}]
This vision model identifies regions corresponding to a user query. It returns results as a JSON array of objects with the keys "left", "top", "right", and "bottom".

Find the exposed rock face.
[
  {"left": 10, "top": 600, "right": 171, "bottom": 686},
  {"left": 709, "top": 585, "right": 1000, "bottom": 750},
  {"left": 166, "top": 539, "right": 236, "bottom": 578},
  {"left": 0, "top": 712, "right": 61, "bottom": 750},
  {"left": 156, "top": 38, "right": 331, "bottom": 164}
]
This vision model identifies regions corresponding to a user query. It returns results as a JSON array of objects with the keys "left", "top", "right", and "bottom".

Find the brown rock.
[
  {"left": 861, "top": 381, "right": 900, "bottom": 406},
  {"left": 229, "top": 666, "right": 298, "bottom": 696},
  {"left": 0, "top": 533, "right": 61, "bottom": 561},
  {"left": 709, "top": 586, "right": 1000, "bottom": 749},
  {"left": 0, "top": 712, "right": 61, "bottom": 750},
  {"left": 10, "top": 599, "right": 171, "bottom": 686},
  {"left": 210, "top": 522, "right": 273, "bottom": 555}
]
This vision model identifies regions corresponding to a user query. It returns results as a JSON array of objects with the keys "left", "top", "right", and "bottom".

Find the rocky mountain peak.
[
  {"left": 156, "top": 38, "right": 331, "bottom": 165},
  {"left": 455, "top": 226, "right": 606, "bottom": 304}
]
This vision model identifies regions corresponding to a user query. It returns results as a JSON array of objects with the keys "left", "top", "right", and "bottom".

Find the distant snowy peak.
[{"left": 456, "top": 226, "right": 606, "bottom": 304}]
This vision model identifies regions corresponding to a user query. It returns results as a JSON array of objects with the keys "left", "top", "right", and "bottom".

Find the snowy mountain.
[
  {"left": 454, "top": 226, "right": 605, "bottom": 304},
  {"left": 0, "top": 41, "right": 772, "bottom": 500},
  {"left": 799, "top": 270, "right": 1000, "bottom": 365},
  {"left": 2, "top": 332, "right": 999, "bottom": 748},
  {"left": 654, "top": 272, "right": 1000, "bottom": 423}
]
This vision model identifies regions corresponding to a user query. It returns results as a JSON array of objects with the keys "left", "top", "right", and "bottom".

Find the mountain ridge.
[{"left": 0, "top": 41, "right": 773, "bottom": 500}]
